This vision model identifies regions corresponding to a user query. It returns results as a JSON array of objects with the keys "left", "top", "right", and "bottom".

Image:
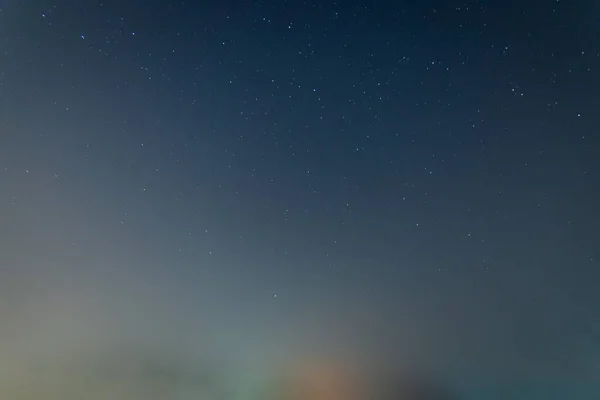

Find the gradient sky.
[{"left": 1, "top": 0, "right": 599, "bottom": 399}]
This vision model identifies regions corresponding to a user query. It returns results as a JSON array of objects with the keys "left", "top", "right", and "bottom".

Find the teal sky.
[{"left": 1, "top": 0, "right": 599, "bottom": 398}]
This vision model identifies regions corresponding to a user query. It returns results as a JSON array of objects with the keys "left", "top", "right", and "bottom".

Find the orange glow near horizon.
[{"left": 272, "top": 358, "right": 364, "bottom": 400}]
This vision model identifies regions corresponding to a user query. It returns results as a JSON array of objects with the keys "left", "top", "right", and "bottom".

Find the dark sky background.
[{"left": 1, "top": 0, "right": 599, "bottom": 399}]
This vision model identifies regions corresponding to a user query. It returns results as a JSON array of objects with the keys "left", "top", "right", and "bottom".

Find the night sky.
[{"left": 1, "top": 0, "right": 599, "bottom": 399}]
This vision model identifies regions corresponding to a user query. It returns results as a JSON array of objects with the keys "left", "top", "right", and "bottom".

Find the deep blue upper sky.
[{"left": 1, "top": 0, "right": 599, "bottom": 398}]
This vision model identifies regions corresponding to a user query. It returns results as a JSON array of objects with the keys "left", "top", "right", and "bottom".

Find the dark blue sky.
[{"left": 1, "top": 0, "right": 599, "bottom": 398}]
